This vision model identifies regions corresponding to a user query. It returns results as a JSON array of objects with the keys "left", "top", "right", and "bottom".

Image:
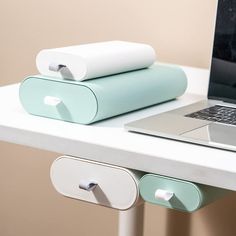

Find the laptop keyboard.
[{"left": 185, "top": 105, "right": 236, "bottom": 125}]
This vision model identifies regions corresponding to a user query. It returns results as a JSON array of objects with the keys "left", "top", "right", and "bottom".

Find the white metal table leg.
[{"left": 118, "top": 203, "right": 145, "bottom": 236}]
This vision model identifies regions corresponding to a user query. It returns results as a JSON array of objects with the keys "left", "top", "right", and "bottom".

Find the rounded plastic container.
[
  {"left": 139, "top": 174, "right": 229, "bottom": 212},
  {"left": 19, "top": 64, "right": 187, "bottom": 124}
]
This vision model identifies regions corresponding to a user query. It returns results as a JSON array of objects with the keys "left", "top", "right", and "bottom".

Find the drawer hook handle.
[
  {"left": 79, "top": 180, "right": 98, "bottom": 191},
  {"left": 44, "top": 96, "right": 62, "bottom": 106},
  {"left": 155, "top": 189, "right": 174, "bottom": 201},
  {"left": 49, "top": 63, "right": 74, "bottom": 80},
  {"left": 49, "top": 63, "right": 66, "bottom": 72}
]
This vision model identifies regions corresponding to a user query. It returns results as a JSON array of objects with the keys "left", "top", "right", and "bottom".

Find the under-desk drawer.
[
  {"left": 139, "top": 174, "right": 228, "bottom": 212},
  {"left": 50, "top": 156, "right": 142, "bottom": 210}
]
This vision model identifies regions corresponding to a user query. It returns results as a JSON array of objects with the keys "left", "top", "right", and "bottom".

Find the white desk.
[
  {"left": 1, "top": 66, "right": 235, "bottom": 191},
  {"left": 1, "top": 66, "right": 236, "bottom": 236}
]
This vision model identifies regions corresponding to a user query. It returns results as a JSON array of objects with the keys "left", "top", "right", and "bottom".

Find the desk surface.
[{"left": 1, "top": 66, "right": 236, "bottom": 191}]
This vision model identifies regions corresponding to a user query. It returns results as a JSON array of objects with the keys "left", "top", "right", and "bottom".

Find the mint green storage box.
[
  {"left": 139, "top": 174, "right": 229, "bottom": 212},
  {"left": 19, "top": 64, "right": 187, "bottom": 124}
]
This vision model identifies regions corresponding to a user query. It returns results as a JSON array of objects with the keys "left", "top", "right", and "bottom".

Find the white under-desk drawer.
[{"left": 50, "top": 156, "right": 142, "bottom": 210}]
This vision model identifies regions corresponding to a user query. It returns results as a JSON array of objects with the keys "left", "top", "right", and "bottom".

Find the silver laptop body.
[{"left": 125, "top": 0, "right": 236, "bottom": 152}]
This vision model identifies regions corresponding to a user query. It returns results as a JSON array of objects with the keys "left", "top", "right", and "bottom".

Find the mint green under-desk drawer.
[{"left": 139, "top": 174, "right": 229, "bottom": 212}]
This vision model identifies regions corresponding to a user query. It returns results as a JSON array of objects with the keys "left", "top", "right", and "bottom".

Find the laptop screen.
[{"left": 208, "top": 0, "right": 236, "bottom": 103}]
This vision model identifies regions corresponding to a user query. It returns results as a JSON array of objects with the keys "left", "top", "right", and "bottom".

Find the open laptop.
[{"left": 125, "top": 0, "right": 236, "bottom": 152}]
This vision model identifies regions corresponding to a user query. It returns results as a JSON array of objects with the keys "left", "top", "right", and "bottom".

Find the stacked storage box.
[{"left": 19, "top": 41, "right": 187, "bottom": 124}]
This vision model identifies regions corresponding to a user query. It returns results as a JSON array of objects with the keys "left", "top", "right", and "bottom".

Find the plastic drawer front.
[
  {"left": 50, "top": 156, "right": 142, "bottom": 210},
  {"left": 139, "top": 174, "right": 229, "bottom": 212},
  {"left": 19, "top": 65, "right": 187, "bottom": 124}
]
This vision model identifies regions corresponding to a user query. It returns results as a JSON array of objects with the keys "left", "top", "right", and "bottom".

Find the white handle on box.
[
  {"left": 155, "top": 189, "right": 174, "bottom": 201},
  {"left": 49, "top": 62, "right": 66, "bottom": 72},
  {"left": 79, "top": 180, "right": 98, "bottom": 191},
  {"left": 48, "top": 63, "right": 74, "bottom": 80},
  {"left": 44, "top": 96, "right": 62, "bottom": 106}
]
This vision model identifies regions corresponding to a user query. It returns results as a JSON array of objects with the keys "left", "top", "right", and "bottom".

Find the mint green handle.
[{"left": 19, "top": 64, "right": 187, "bottom": 124}]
